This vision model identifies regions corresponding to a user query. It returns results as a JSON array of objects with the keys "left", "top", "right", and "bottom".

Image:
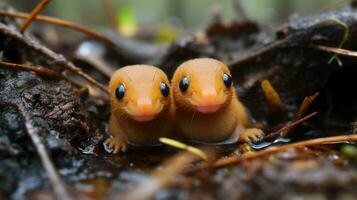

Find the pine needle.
[{"left": 159, "top": 137, "right": 208, "bottom": 161}]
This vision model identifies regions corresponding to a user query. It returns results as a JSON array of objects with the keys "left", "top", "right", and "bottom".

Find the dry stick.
[
  {"left": 102, "top": 0, "right": 117, "bottom": 30},
  {"left": 56, "top": 61, "right": 108, "bottom": 93},
  {"left": 19, "top": 106, "right": 72, "bottom": 200},
  {"left": 19, "top": 0, "right": 51, "bottom": 33},
  {"left": 0, "top": 23, "right": 108, "bottom": 94},
  {"left": 0, "top": 60, "right": 82, "bottom": 88},
  {"left": 0, "top": 11, "right": 116, "bottom": 47},
  {"left": 292, "top": 92, "right": 319, "bottom": 122},
  {"left": 316, "top": 45, "right": 357, "bottom": 57},
  {"left": 159, "top": 137, "right": 208, "bottom": 161},
  {"left": 183, "top": 134, "right": 357, "bottom": 174},
  {"left": 265, "top": 112, "right": 318, "bottom": 140},
  {"left": 282, "top": 92, "right": 319, "bottom": 137}
]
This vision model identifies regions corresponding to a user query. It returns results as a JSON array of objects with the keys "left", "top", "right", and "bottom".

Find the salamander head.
[
  {"left": 172, "top": 58, "right": 234, "bottom": 113},
  {"left": 109, "top": 65, "right": 171, "bottom": 122}
]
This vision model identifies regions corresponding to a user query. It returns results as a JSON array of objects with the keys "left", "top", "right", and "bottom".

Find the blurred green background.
[{"left": 5, "top": 0, "right": 349, "bottom": 39}]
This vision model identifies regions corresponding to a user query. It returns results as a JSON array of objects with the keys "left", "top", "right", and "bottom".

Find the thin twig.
[
  {"left": 0, "top": 60, "right": 82, "bottom": 88},
  {"left": 18, "top": 105, "right": 72, "bottom": 200},
  {"left": 283, "top": 92, "right": 319, "bottom": 136},
  {"left": 0, "top": 23, "right": 108, "bottom": 94},
  {"left": 56, "top": 61, "right": 108, "bottom": 93},
  {"left": 102, "top": 0, "right": 117, "bottom": 30},
  {"left": 183, "top": 134, "right": 357, "bottom": 174},
  {"left": 265, "top": 112, "right": 318, "bottom": 140},
  {"left": 19, "top": 0, "right": 51, "bottom": 33},
  {"left": 316, "top": 45, "right": 357, "bottom": 57},
  {"left": 160, "top": 137, "right": 208, "bottom": 160},
  {"left": 0, "top": 60, "right": 59, "bottom": 78},
  {"left": 292, "top": 93, "right": 319, "bottom": 122},
  {"left": 0, "top": 11, "right": 116, "bottom": 47}
]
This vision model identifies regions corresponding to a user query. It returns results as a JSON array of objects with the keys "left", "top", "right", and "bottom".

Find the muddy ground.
[{"left": 0, "top": 2, "right": 356, "bottom": 200}]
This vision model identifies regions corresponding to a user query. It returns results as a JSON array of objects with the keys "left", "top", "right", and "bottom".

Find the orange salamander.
[
  {"left": 105, "top": 65, "right": 175, "bottom": 153},
  {"left": 171, "top": 58, "right": 264, "bottom": 144}
]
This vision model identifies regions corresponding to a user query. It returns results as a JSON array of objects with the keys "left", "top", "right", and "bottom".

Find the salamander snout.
[
  {"left": 191, "top": 87, "right": 226, "bottom": 113},
  {"left": 127, "top": 98, "right": 163, "bottom": 122}
]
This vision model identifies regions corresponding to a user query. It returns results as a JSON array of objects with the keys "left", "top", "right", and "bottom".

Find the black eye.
[
  {"left": 223, "top": 73, "right": 232, "bottom": 88},
  {"left": 115, "top": 84, "right": 125, "bottom": 100},
  {"left": 179, "top": 76, "right": 189, "bottom": 92},
  {"left": 160, "top": 82, "right": 170, "bottom": 97}
]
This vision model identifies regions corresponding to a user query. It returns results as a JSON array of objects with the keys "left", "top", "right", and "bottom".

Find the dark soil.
[{"left": 0, "top": 2, "right": 356, "bottom": 200}]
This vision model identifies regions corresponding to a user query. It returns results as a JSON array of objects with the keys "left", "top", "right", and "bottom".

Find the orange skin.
[
  {"left": 172, "top": 58, "right": 264, "bottom": 144},
  {"left": 105, "top": 65, "right": 174, "bottom": 153}
]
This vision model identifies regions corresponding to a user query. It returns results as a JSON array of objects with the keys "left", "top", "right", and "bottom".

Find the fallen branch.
[
  {"left": 18, "top": 105, "right": 72, "bottom": 200},
  {"left": 19, "top": 0, "right": 51, "bottom": 33},
  {"left": 0, "top": 11, "right": 116, "bottom": 47},
  {"left": 316, "top": 45, "right": 357, "bottom": 57},
  {"left": 160, "top": 137, "right": 208, "bottom": 161},
  {"left": 292, "top": 93, "right": 319, "bottom": 122},
  {"left": 0, "top": 60, "right": 82, "bottom": 88},
  {"left": 0, "top": 23, "right": 108, "bottom": 94},
  {"left": 54, "top": 60, "right": 109, "bottom": 93},
  {"left": 265, "top": 111, "right": 318, "bottom": 140},
  {"left": 283, "top": 92, "right": 319, "bottom": 136},
  {"left": 183, "top": 134, "right": 357, "bottom": 174}
]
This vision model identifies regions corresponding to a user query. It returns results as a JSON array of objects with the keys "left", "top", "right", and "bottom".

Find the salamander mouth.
[
  {"left": 125, "top": 103, "right": 164, "bottom": 122},
  {"left": 195, "top": 105, "right": 221, "bottom": 113},
  {"left": 131, "top": 114, "right": 157, "bottom": 122}
]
